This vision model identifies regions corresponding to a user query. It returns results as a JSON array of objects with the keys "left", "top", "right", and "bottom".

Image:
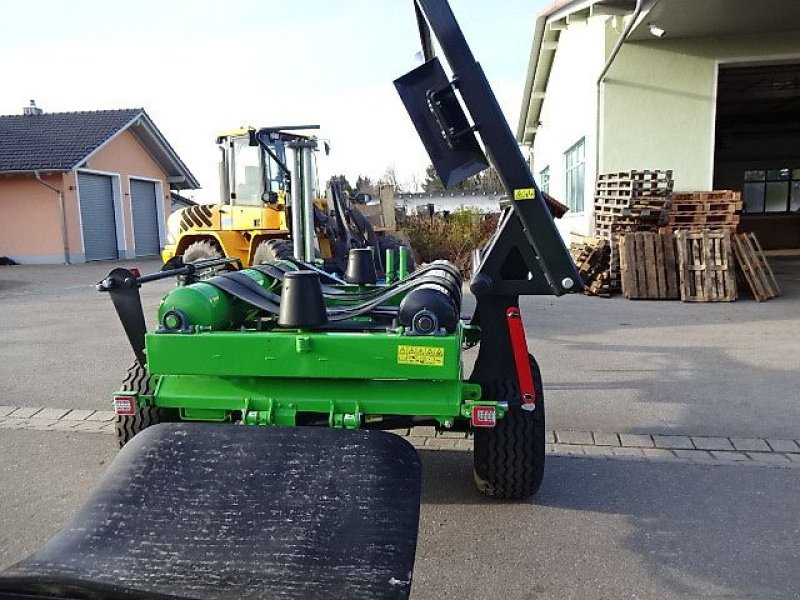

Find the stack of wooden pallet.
[
  {"left": 667, "top": 190, "right": 741, "bottom": 231},
  {"left": 570, "top": 238, "right": 611, "bottom": 297},
  {"left": 594, "top": 170, "right": 674, "bottom": 291}
]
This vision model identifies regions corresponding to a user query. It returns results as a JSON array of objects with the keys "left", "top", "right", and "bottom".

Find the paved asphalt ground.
[{"left": 1, "top": 258, "right": 799, "bottom": 598}]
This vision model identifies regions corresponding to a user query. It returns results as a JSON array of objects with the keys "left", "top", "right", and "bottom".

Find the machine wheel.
[
  {"left": 182, "top": 239, "right": 223, "bottom": 262},
  {"left": 115, "top": 361, "right": 178, "bottom": 448},
  {"left": 253, "top": 238, "right": 294, "bottom": 264},
  {"left": 378, "top": 234, "right": 415, "bottom": 271},
  {"left": 473, "top": 356, "right": 545, "bottom": 500}
]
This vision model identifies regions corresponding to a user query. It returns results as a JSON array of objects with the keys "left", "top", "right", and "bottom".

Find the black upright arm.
[{"left": 399, "top": 0, "right": 581, "bottom": 299}]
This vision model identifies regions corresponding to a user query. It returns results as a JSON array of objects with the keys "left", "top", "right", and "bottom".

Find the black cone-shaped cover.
[
  {"left": 345, "top": 248, "right": 377, "bottom": 284},
  {"left": 278, "top": 271, "right": 328, "bottom": 328}
]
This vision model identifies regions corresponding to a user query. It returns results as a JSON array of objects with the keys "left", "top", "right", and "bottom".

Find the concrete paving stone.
[
  {"left": 731, "top": 438, "right": 771, "bottom": 452},
  {"left": 34, "top": 408, "right": 70, "bottom": 421},
  {"left": 435, "top": 431, "right": 467, "bottom": 439},
  {"left": 1, "top": 419, "right": 27, "bottom": 429},
  {"left": 554, "top": 430, "right": 593, "bottom": 445},
  {"left": 424, "top": 438, "right": 460, "bottom": 449},
  {"left": 766, "top": 439, "right": 800, "bottom": 453},
  {"left": 545, "top": 430, "right": 555, "bottom": 444},
  {"left": 0, "top": 406, "right": 17, "bottom": 417},
  {"left": 691, "top": 436, "right": 735, "bottom": 451},
  {"left": 592, "top": 432, "right": 621, "bottom": 446},
  {"left": 408, "top": 426, "right": 436, "bottom": 438},
  {"left": 784, "top": 453, "right": 800, "bottom": 463},
  {"left": 552, "top": 443, "right": 585, "bottom": 456},
  {"left": 672, "top": 449, "right": 713, "bottom": 461},
  {"left": 24, "top": 419, "right": 56, "bottom": 431},
  {"left": 545, "top": 444, "right": 557, "bottom": 454},
  {"left": 653, "top": 435, "right": 694, "bottom": 449},
  {"left": 709, "top": 451, "right": 750, "bottom": 462},
  {"left": 618, "top": 433, "right": 655, "bottom": 448},
  {"left": 69, "top": 421, "right": 107, "bottom": 432},
  {"left": 9, "top": 407, "right": 42, "bottom": 419},
  {"left": 745, "top": 452, "right": 792, "bottom": 465},
  {"left": 611, "top": 447, "right": 644, "bottom": 458},
  {"left": 85, "top": 410, "right": 115, "bottom": 422},
  {"left": 46, "top": 421, "right": 80, "bottom": 431},
  {"left": 61, "top": 409, "right": 95, "bottom": 421},
  {"left": 454, "top": 439, "right": 474, "bottom": 450},
  {"left": 641, "top": 448, "right": 686, "bottom": 462},
  {"left": 581, "top": 445, "right": 615, "bottom": 457}
]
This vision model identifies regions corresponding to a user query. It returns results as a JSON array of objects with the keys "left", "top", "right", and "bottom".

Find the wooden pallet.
[
  {"left": 731, "top": 232, "right": 780, "bottom": 302},
  {"left": 675, "top": 230, "right": 737, "bottom": 302},
  {"left": 619, "top": 232, "right": 679, "bottom": 300},
  {"left": 598, "top": 169, "right": 673, "bottom": 182}
]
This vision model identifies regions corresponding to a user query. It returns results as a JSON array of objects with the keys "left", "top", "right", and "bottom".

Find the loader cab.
[{"left": 217, "top": 128, "right": 288, "bottom": 208}]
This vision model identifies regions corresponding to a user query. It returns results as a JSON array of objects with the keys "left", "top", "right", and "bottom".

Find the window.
[
  {"left": 564, "top": 138, "right": 585, "bottom": 212},
  {"left": 539, "top": 166, "right": 550, "bottom": 194},
  {"left": 743, "top": 168, "right": 800, "bottom": 213}
]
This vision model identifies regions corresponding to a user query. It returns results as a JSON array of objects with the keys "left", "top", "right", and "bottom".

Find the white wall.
[{"left": 531, "top": 16, "right": 608, "bottom": 241}]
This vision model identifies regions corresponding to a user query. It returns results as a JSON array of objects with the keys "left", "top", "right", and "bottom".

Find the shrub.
[{"left": 401, "top": 208, "right": 500, "bottom": 275}]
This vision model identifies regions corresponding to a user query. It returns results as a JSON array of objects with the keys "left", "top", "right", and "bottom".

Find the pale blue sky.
[{"left": 0, "top": 0, "right": 547, "bottom": 199}]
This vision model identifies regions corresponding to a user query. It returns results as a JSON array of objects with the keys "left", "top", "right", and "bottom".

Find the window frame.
[
  {"left": 539, "top": 166, "right": 550, "bottom": 195},
  {"left": 564, "top": 137, "right": 586, "bottom": 213},
  {"left": 742, "top": 168, "right": 800, "bottom": 214}
]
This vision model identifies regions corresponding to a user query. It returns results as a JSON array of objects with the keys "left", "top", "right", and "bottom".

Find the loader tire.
[
  {"left": 115, "top": 361, "right": 178, "bottom": 449},
  {"left": 378, "top": 234, "right": 415, "bottom": 271},
  {"left": 473, "top": 356, "right": 545, "bottom": 500},
  {"left": 253, "top": 238, "right": 293, "bottom": 264},
  {"left": 182, "top": 239, "right": 223, "bottom": 263}
]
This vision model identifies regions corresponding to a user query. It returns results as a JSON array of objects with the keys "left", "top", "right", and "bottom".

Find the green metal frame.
[{"left": 122, "top": 319, "right": 504, "bottom": 429}]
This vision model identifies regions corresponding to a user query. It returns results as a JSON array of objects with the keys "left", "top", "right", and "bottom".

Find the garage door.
[
  {"left": 130, "top": 179, "right": 161, "bottom": 257},
  {"left": 78, "top": 173, "right": 118, "bottom": 261}
]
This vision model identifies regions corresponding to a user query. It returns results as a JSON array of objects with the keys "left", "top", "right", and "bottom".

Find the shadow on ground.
[{"left": 413, "top": 449, "right": 800, "bottom": 599}]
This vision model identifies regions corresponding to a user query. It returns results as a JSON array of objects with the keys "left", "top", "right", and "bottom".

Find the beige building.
[
  {"left": 518, "top": 0, "right": 800, "bottom": 249},
  {"left": 0, "top": 104, "right": 198, "bottom": 263}
]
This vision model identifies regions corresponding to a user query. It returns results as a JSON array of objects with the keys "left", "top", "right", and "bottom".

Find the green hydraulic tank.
[{"left": 157, "top": 265, "right": 290, "bottom": 331}]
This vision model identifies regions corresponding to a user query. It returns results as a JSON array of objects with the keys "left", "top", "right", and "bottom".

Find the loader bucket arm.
[{"left": 0, "top": 424, "right": 422, "bottom": 600}]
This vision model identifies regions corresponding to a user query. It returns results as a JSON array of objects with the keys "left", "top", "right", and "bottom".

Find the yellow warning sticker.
[
  {"left": 513, "top": 188, "right": 536, "bottom": 200},
  {"left": 397, "top": 345, "right": 445, "bottom": 367}
]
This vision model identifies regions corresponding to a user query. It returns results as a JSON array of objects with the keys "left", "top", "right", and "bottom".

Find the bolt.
[
  {"left": 443, "top": 419, "right": 454, "bottom": 429},
  {"left": 561, "top": 277, "right": 575, "bottom": 290}
]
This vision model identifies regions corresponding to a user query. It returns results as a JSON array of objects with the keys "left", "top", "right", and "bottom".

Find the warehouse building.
[
  {"left": 518, "top": 0, "right": 800, "bottom": 249},
  {"left": 0, "top": 103, "right": 199, "bottom": 263}
]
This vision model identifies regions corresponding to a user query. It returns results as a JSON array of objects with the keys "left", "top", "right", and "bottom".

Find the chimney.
[{"left": 23, "top": 100, "right": 43, "bottom": 116}]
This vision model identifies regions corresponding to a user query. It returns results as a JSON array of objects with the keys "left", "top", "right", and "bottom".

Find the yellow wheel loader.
[{"left": 162, "top": 126, "right": 409, "bottom": 275}]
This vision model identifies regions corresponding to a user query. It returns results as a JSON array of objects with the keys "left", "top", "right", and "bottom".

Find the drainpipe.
[
  {"left": 595, "top": 0, "right": 645, "bottom": 180},
  {"left": 34, "top": 171, "right": 70, "bottom": 264}
]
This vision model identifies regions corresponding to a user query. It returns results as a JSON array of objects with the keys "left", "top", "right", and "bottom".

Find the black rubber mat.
[{"left": 0, "top": 424, "right": 421, "bottom": 599}]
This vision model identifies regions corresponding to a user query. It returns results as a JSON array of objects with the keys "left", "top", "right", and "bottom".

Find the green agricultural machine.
[
  {"left": 0, "top": 2, "right": 582, "bottom": 598},
  {"left": 98, "top": 0, "right": 581, "bottom": 502}
]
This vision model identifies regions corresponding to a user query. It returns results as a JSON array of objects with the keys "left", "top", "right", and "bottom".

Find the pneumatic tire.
[
  {"left": 115, "top": 361, "right": 178, "bottom": 448},
  {"left": 473, "top": 356, "right": 545, "bottom": 500},
  {"left": 182, "top": 239, "right": 223, "bottom": 262},
  {"left": 253, "top": 238, "right": 294, "bottom": 264}
]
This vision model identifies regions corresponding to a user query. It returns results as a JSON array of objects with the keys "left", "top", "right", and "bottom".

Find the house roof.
[
  {"left": 0, "top": 108, "right": 200, "bottom": 189},
  {"left": 517, "top": 0, "right": 800, "bottom": 146}
]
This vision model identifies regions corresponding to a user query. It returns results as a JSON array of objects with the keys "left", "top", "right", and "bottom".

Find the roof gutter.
[
  {"left": 595, "top": 0, "right": 645, "bottom": 178},
  {"left": 34, "top": 171, "right": 70, "bottom": 265}
]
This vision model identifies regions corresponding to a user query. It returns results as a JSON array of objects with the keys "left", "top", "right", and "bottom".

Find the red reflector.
[
  {"left": 129, "top": 268, "right": 141, "bottom": 277},
  {"left": 114, "top": 396, "right": 136, "bottom": 416},
  {"left": 471, "top": 406, "right": 496, "bottom": 428}
]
